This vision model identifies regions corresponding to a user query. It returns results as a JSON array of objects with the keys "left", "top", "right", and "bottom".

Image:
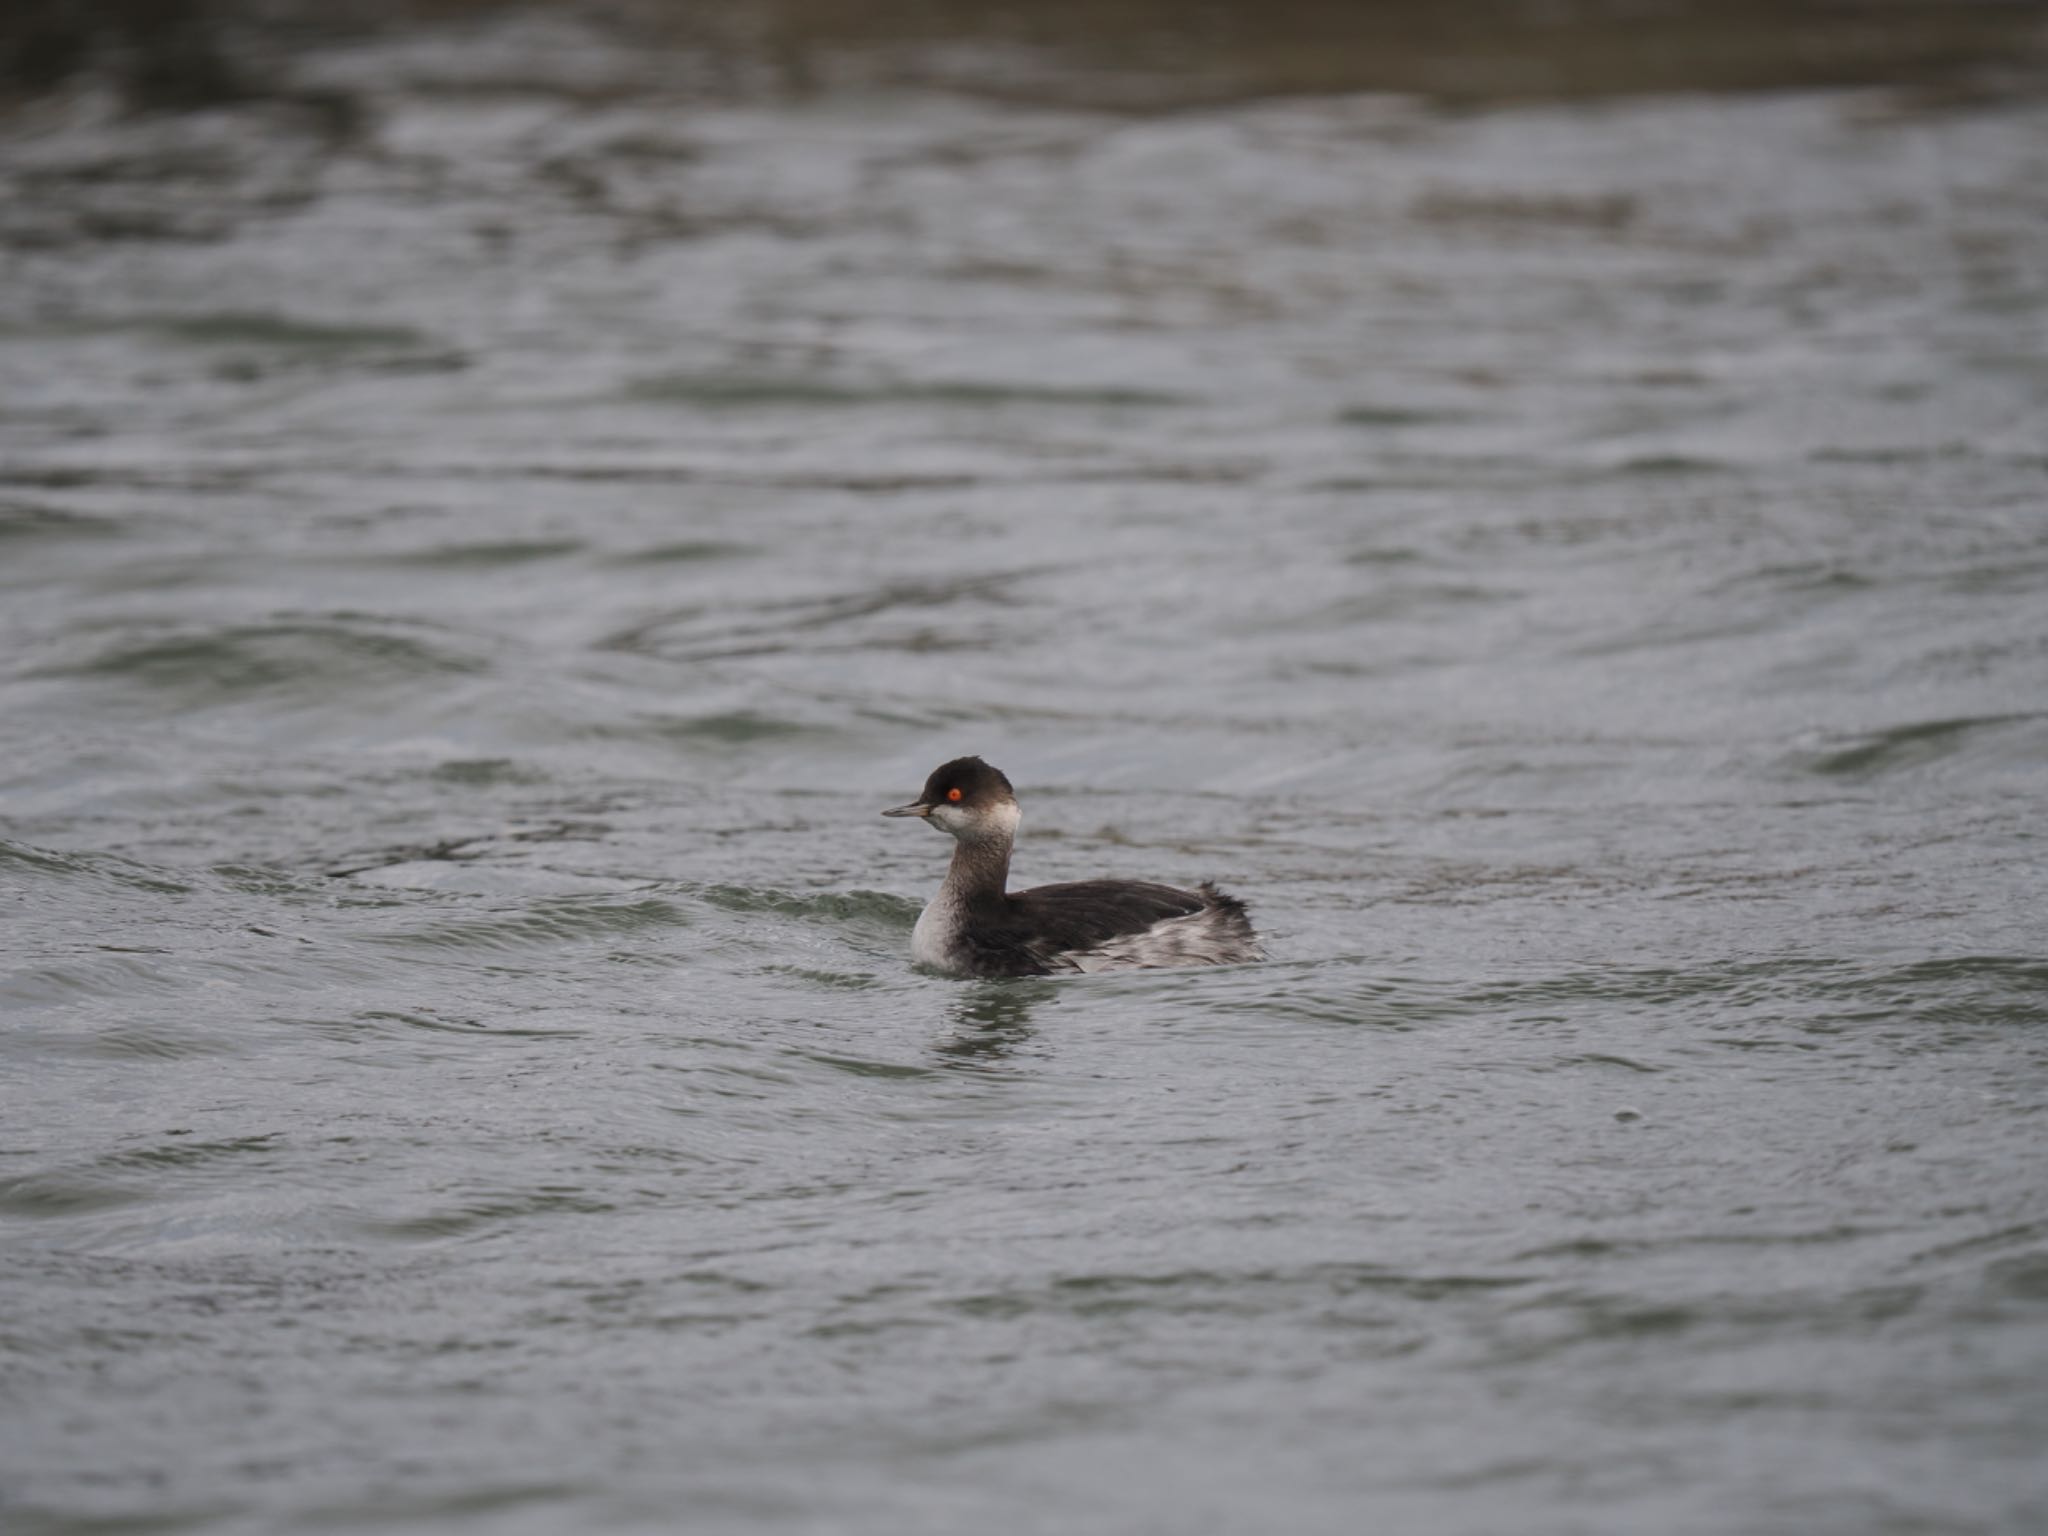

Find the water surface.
[{"left": 3, "top": 15, "right": 2047, "bottom": 1534}]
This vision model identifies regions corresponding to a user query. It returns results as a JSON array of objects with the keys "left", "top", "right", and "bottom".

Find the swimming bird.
[{"left": 883, "top": 756, "right": 1261, "bottom": 977}]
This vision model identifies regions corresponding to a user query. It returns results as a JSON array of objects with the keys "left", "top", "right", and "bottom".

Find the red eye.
[{"left": 947, "top": 787, "right": 963, "bottom": 803}]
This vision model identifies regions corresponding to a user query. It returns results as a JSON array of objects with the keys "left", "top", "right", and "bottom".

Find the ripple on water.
[
  {"left": 0, "top": 1170, "right": 152, "bottom": 1219},
  {"left": 362, "top": 897, "right": 691, "bottom": 955},
  {"left": 294, "top": 1009, "right": 587, "bottom": 1041},
  {"left": 91, "top": 1134, "right": 285, "bottom": 1175},
  {"left": 594, "top": 569, "right": 1047, "bottom": 662},
  {"left": 0, "top": 503, "right": 125, "bottom": 542},
  {"left": 695, "top": 885, "right": 922, "bottom": 928},
  {"left": 365, "top": 539, "right": 587, "bottom": 568},
  {"left": 0, "top": 841, "right": 196, "bottom": 895},
  {"left": 144, "top": 312, "right": 435, "bottom": 350},
  {"left": 625, "top": 373, "right": 1188, "bottom": 410},
  {"left": 942, "top": 1263, "right": 1531, "bottom": 1327},
  {"left": 344, "top": 1187, "right": 619, "bottom": 1244},
  {"left": 1796, "top": 713, "right": 2048, "bottom": 780},
  {"left": 589, "top": 710, "right": 827, "bottom": 748},
  {"left": 82, "top": 1020, "right": 250, "bottom": 1060},
  {"left": 426, "top": 758, "right": 548, "bottom": 787},
  {"left": 603, "top": 539, "right": 757, "bottom": 565},
  {"left": 42, "top": 619, "right": 489, "bottom": 707}
]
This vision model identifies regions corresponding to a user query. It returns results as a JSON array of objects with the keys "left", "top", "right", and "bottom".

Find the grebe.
[{"left": 883, "top": 756, "right": 1261, "bottom": 977}]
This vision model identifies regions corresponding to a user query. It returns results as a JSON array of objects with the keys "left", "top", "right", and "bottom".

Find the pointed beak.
[{"left": 881, "top": 800, "right": 932, "bottom": 818}]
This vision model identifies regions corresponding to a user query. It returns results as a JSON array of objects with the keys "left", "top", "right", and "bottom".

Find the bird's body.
[{"left": 884, "top": 757, "right": 1261, "bottom": 978}]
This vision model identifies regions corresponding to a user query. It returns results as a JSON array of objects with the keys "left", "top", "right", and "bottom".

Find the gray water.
[{"left": 4, "top": 15, "right": 2048, "bottom": 1535}]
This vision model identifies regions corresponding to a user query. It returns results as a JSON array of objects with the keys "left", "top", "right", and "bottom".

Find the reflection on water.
[
  {"left": 3, "top": 6, "right": 2047, "bottom": 1535},
  {"left": 937, "top": 980, "right": 1058, "bottom": 1064}
]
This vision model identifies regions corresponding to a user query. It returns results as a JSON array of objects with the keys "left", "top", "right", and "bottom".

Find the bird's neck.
[{"left": 941, "top": 829, "right": 1014, "bottom": 907}]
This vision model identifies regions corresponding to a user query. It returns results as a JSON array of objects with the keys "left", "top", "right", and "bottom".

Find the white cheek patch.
[{"left": 928, "top": 799, "right": 1020, "bottom": 840}]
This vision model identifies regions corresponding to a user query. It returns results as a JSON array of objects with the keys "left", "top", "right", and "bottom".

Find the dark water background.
[{"left": 4, "top": 4, "right": 2048, "bottom": 1532}]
